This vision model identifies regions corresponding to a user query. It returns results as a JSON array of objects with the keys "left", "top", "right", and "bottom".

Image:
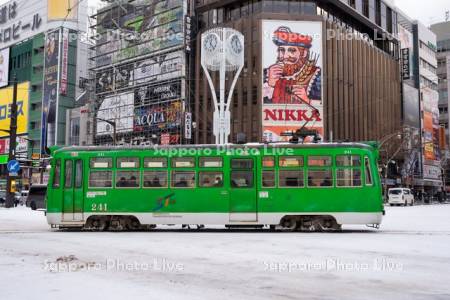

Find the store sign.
[
  {"left": 0, "top": 0, "right": 44, "bottom": 49},
  {"left": 401, "top": 48, "right": 410, "bottom": 80},
  {"left": 261, "top": 20, "right": 323, "bottom": 142},
  {"left": 0, "top": 135, "right": 28, "bottom": 154},
  {"left": 185, "top": 112, "right": 192, "bottom": 140},
  {"left": 423, "top": 165, "right": 441, "bottom": 180}
]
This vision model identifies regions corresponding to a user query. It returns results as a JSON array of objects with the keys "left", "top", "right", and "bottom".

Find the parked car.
[
  {"left": 388, "top": 188, "right": 414, "bottom": 206},
  {"left": 26, "top": 185, "right": 47, "bottom": 210}
]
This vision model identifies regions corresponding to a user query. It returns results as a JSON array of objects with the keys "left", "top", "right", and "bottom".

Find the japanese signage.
[
  {"left": 401, "top": 48, "right": 410, "bottom": 80},
  {"left": 184, "top": 112, "right": 192, "bottom": 140},
  {"left": 0, "top": 0, "right": 43, "bottom": 49},
  {"left": 0, "top": 135, "right": 28, "bottom": 154},
  {"left": 0, "top": 82, "right": 29, "bottom": 138},
  {"left": 262, "top": 20, "right": 323, "bottom": 142},
  {"left": 41, "top": 28, "right": 60, "bottom": 153},
  {"left": 60, "top": 28, "right": 69, "bottom": 95}
]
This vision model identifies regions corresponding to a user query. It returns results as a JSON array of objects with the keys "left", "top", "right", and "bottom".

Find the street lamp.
[{"left": 97, "top": 118, "right": 117, "bottom": 146}]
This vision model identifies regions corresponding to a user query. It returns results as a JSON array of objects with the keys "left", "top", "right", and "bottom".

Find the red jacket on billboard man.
[{"left": 264, "top": 26, "right": 321, "bottom": 104}]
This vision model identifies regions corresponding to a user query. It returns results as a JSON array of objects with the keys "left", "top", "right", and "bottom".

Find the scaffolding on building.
[{"left": 88, "top": 0, "right": 192, "bottom": 146}]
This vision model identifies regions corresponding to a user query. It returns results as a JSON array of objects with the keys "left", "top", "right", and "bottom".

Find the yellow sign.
[
  {"left": 0, "top": 82, "right": 30, "bottom": 138},
  {"left": 48, "top": 0, "right": 78, "bottom": 21}
]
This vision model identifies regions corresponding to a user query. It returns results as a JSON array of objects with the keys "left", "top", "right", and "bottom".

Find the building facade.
[
  {"left": 91, "top": 0, "right": 194, "bottom": 146},
  {"left": 194, "top": 0, "right": 401, "bottom": 144},
  {"left": 0, "top": 0, "right": 89, "bottom": 184},
  {"left": 431, "top": 21, "right": 450, "bottom": 191}
]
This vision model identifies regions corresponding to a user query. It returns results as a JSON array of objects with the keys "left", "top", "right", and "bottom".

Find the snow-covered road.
[{"left": 1, "top": 205, "right": 450, "bottom": 300}]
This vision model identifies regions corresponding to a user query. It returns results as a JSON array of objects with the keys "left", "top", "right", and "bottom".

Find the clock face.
[
  {"left": 204, "top": 33, "right": 218, "bottom": 52},
  {"left": 230, "top": 35, "right": 242, "bottom": 55}
]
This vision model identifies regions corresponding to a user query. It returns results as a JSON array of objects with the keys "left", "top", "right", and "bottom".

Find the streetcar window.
[
  {"left": 336, "top": 169, "right": 362, "bottom": 187},
  {"left": 262, "top": 157, "right": 275, "bottom": 168},
  {"left": 144, "top": 157, "right": 167, "bottom": 168},
  {"left": 199, "top": 157, "right": 223, "bottom": 168},
  {"left": 75, "top": 160, "right": 83, "bottom": 188},
  {"left": 89, "top": 171, "right": 113, "bottom": 188},
  {"left": 262, "top": 171, "right": 276, "bottom": 187},
  {"left": 365, "top": 157, "right": 373, "bottom": 185},
  {"left": 308, "top": 156, "right": 332, "bottom": 167},
  {"left": 231, "top": 159, "right": 253, "bottom": 169},
  {"left": 90, "top": 157, "right": 112, "bottom": 168},
  {"left": 116, "top": 171, "right": 140, "bottom": 188},
  {"left": 199, "top": 172, "right": 223, "bottom": 187},
  {"left": 172, "top": 157, "right": 195, "bottom": 168},
  {"left": 307, "top": 170, "right": 333, "bottom": 187},
  {"left": 143, "top": 171, "right": 168, "bottom": 188},
  {"left": 279, "top": 170, "right": 304, "bottom": 187},
  {"left": 279, "top": 156, "right": 304, "bottom": 167},
  {"left": 231, "top": 171, "right": 253, "bottom": 188},
  {"left": 117, "top": 157, "right": 140, "bottom": 168},
  {"left": 53, "top": 159, "right": 61, "bottom": 188},
  {"left": 64, "top": 160, "right": 73, "bottom": 188},
  {"left": 172, "top": 171, "right": 195, "bottom": 188},
  {"left": 336, "top": 155, "right": 361, "bottom": 167}
]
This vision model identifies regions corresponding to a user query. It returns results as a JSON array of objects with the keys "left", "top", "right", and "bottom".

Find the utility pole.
[{"left": 5, "top": 75, "right": 18, "bottom": 208}]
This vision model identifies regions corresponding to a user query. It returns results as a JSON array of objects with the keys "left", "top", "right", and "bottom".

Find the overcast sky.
[
  {"left": 0, "top": 0, "right": 448, "bottom": 26},
  {"left": 394, "top": 0, "right": 449, "bottom": 25}
]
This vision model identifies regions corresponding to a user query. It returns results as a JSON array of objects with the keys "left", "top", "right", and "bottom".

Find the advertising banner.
[
  {"left": 96, "top": 92, "right": 134, "bottom": 135},
  {"left": 0, "top": 81, "right": 29, "bottom": 138},
  {"left": 262, "top": 20, "right": 323, "bottom": 142},
  {"left": 0, "top": 47, "right": 9, "bottom": 88},
  {"left": 0, "top": 135, "right": 28, "bottom": 154},
  {"left": 41, "top": 28, "right": 60, "bottom": 153},
  {"left": 47, "top": 0, "right": 78, "bottom": 21},
  {"left": 95, "top": 2, "right": 185, "bottom": 68},
  {"left": 60, "top": 28, "right": 69, "bottom": 95},
  {"left": 134, "top": 50, "right": 185, "bottom": 85},
  {"left": 134, "top": 100, "right": 183, "bottom": 133}
]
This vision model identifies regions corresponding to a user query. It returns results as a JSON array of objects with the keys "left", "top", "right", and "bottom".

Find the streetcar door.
[
  {"left": 62, "top": 159, "right": 84, "bottom": 222},
  {"left": 229, "top": 158, "right": 257, "bottom": 222}
]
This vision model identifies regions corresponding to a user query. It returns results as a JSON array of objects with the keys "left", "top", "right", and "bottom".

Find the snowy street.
[{"left": 1, "top": 205, "right": 450, "bottom": 300}]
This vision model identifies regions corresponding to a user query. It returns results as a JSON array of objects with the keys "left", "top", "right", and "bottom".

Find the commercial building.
[
  {"left": 194, "top": 0, "right": 402, "bottom": 144},
  {"left": 0, "top": 0, "right": 89, "bottom": 184},
  {"left": 431, "top": 21, "right": 450, "bottom": 191},
  {"left": 91, "top": 0, "right": 193, "bottom": 146}
]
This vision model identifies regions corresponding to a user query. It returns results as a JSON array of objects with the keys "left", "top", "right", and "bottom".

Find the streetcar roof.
[{"left": 52, "top": 142, "right": 378, "bottom": 154}]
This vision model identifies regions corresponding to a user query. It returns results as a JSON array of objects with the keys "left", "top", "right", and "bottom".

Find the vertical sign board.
[
  {"left": 60, "top": 28, "right": 69, "bottom": 96},
  {"left": 401, "top": 48, "right": 410, "bottom": 80},
  {"left": 261, "top": 20, "right": 323, "bottom": 142},
  {"left": 185, "top": 112, "right": 192, "bottom": 140},
  {"left": 41, "top": 28, "right": 61, "bottom": 154},
  {"left": 0, "top": 48, "right": 10, "bottom": 88}
]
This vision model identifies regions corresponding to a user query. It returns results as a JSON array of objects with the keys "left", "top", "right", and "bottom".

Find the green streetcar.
[{"left": 46, "top": 143, "right": 384, "bottom": 231}]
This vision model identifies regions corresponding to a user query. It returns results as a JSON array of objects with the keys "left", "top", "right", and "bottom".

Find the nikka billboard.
[{"left": 262, "top": 20, "right": 323, "bottom": 142}]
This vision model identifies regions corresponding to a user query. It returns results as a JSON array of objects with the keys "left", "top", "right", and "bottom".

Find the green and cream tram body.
[{"left": 46, "top": 143, "right": 384, "bottom": 231}]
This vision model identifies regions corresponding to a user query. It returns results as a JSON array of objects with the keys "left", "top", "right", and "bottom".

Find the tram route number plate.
[{"left": 259, "top": 191, "right": 269, "bottom": 198}]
